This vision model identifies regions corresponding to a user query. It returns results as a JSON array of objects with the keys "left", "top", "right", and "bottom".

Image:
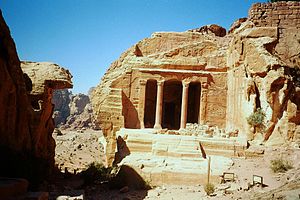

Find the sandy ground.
[
  {"left": 51, "top": 130, "right": 300, "bottom": 200},
  {"left": 54, "top": 129, "right": 106, "bottom": 173}
]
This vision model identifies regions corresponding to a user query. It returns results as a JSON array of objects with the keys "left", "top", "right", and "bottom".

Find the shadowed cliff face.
[{"left": 0, "top": 11, "right": 72, "bottom": 187}]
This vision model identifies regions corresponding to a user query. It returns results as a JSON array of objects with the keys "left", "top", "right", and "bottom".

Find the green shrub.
[
  {"left": 247, "top": 108, "right": 266, "bottom": 131},
  {"left": 204, "top": 183, "right": 215, "bottom": 195},
  {"left": 270, "top": 158, "right": 293, "bottom": 173},
  {"left": 81, "top": 162, "right": 117, "bottom": 185}
]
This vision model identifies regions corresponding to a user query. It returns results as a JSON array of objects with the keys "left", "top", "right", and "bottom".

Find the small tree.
[{"left": 247, "top": 108, "right": 266, "bottom": 133}]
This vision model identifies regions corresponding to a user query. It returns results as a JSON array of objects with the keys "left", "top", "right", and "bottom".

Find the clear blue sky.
[{"left": 0, "top": 0, "right": 266, "bottom": 94}]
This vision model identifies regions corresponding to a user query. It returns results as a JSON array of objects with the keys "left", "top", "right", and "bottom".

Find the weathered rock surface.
[
  {"left": 52, "top": 90, "right": 96, "bottom": 130},
  {"left": 188, "top": 24, "right": 227, "bottom": 37},
  {"left": 0, "top": 11, "right": 32, "bottom": 157},
  {"left": 91, "top": 29, "right": 230, "bottom": 166},
  {"left": 91, "top": 2, "right": 300, "bottom": 167},
  {"left": 21, "top": 61, "right": 72, "bottom": 167},
  {"left": 0, "top": 10, "right": 72, "bottom": 186},
  {"left": 53, "top": 89, "right": 72, "bottom": 126},
  {"left": 226, "top": 2, "right": 300, "bottom": 145}
]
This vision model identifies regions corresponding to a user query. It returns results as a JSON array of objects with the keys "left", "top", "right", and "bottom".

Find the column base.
[
  {"left": 179, "top": 127, "right": 186, "bottom": 131},
  {"left": 140, "top": 122, "right": 145, "bottom": 129},
  {"left": 154, "top": 124, "right": 162, "bottom": 129}
]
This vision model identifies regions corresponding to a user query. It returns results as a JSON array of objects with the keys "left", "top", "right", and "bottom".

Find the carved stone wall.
[
  {"left": 92, "top": 2, "right": 300, "bottom": 166},
  {"left": 249, "top": 2, "right": 300, "bottom": 28}
]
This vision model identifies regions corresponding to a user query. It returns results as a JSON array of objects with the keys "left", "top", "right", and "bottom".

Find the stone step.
[
  {"left": 119, "top": 153, "right": 233, "bottom": 186},
  {"left": 107, "top": 101, "right": 122, "bottom": 107},
  {"left": 117, "top": 129, "right": 247, "bottom": 158},
  {"left": 126, "top": 144, "right": 152, "bottom": 152},
  {"left": 109, "top": 88, "right": 122, "bottom": 95},
  {"left": 101, "top": 106, "right": 122, "bottom": 114},
  {"left": 204, "top": 148, "right": 236, "bottom": 157},
  {"left": 107, "top": 97, "right": 122, "bottom": 103}
]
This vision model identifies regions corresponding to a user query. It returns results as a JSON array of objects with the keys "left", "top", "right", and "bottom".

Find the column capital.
[
  {"left": 182, "top": 81, "right": 190, "bottom": 88},
  {"left": 201, "top": 82, "right": 208, "bottom": 89},
  {"left": 157, "top": 80, "right": 165, "bottom": 86}
]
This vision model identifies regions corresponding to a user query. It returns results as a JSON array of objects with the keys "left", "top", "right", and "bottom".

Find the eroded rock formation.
[
  {"left": 0, "top": 10, "right": 72, "bottom": 186},
  {"left": 227, "top": 2, "right": 300, "bottom": 145},
  {"left": 52, "top": 89, "right": 96, "bottom": 130},
  {"left": 21, "top": 61, "right": 72, "bottom": 167},
  {"left": 91, "top": 2, "right": 300, "bottom": 166},
  {"left": 52, "top": 89, "right": 72, "bottom": 126},
  {"left": 91, "top": 26, "right": 230, "bottom": 166}
]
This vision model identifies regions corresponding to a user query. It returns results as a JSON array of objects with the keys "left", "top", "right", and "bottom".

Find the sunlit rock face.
[
  {"left": 21, "top": 61, "right": 73, "bottom": 168},
  {"left": 0, "top": 10, "right": 73, "bottom": 185},
  {"left": 91, "top": 2, "right": 300, "bottom": 166},
  {"left": 91, "top": 25, "right": 230, "bottom": 166},
  {"left": 227, "top": 2, "right": 300, "bottom": 145},
  {"left": 52, "top": 89, "right": 96, "bottom": 130},
  {"left": 52, "top": 89, "right": 72, "bottom": 126}
]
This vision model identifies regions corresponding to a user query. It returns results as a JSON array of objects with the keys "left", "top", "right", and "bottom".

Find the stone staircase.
[
  {"left": 102, "top": 88, "right": 123, "bottom": 116},
  {"left": 116, "top": 128, "right": 247, "bottom": 185},
  {"left": 117, "top": 128, "right": 246, "bottom": 159},
  {"left": 99, "top": 88, "right": 124, "bottom": 129}
]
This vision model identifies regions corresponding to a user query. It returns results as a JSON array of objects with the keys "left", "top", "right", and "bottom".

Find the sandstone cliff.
[
  {"left": 0, "top": 10, "right": 72, "bottom": 186},
  {"left": 226, "top": 2, "right": 300, "bottom": 145},
  {"left": 52, "top": 89, "right": 72, "bottom": 126},
  {"left": 52, "top": 89, "right": 96, "bottom": 130},
  {"left": 21, "top": 61, "right": 72, "bottom": 168},
  {"left": 91, "top": 2, "right": 300, "bottom": 166},
  {"left": 91, "top": 25, "right": 230, "bottom": 166}
]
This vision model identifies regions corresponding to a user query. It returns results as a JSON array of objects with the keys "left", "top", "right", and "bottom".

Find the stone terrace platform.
[{"left": 116, "top": 128, "right": 248, "bottom": 186}]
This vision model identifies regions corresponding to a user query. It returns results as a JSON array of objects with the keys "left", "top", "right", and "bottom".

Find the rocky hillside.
[
  {"left": 92, "top": 1, "right": 300, "bottom": 143},
  {"left": 0, "top": 10, "right": 72, "bottom": 186},
  {"left": 52, "top": 89, "right": 97, "bottom": 130},
  {"left": 91, "top": 2, "right": 300, "bottom": 167},
  {"left": 52, "top": 89, "right": 72, "bottom": 126},
  {"left": 226, "top": 2, "right": 300, "bottom": 145}
]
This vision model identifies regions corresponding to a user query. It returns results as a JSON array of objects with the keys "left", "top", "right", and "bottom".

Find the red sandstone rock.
[
  {"left": 188, "top": 24, "right": 227, "bottom": 37},
  {"left": 91, "top": 2, "right": 300, "bottom": 166},
  {"left": 0, "top": 11, "right": 73, "bottom": 184},
  {"left": 91, "top": 30, "right": 230, "bottom": 166}
]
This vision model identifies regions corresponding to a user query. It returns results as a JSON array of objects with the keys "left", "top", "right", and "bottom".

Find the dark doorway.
[
  {"left": 187, "top": 82, "right": 201, "bottom": 123},
  {"left": 162, "top": 80, "right": 182, "bottom": 130},
  {"left": 144, "top": 80, "right": 157, "bottom": 128}
]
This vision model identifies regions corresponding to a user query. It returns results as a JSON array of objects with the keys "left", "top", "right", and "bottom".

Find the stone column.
[
  {"left": 180, "top": 81, "right": 189, "bottom": 129},
  {"left": 138, "top": 79, "right": 147, "bottom": 129},
  {"left": 154, "top": 80, "right": 164, "bottom": 129},
  {"left": 199, "top": 82, "right": 208, "bottom": 125}
]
